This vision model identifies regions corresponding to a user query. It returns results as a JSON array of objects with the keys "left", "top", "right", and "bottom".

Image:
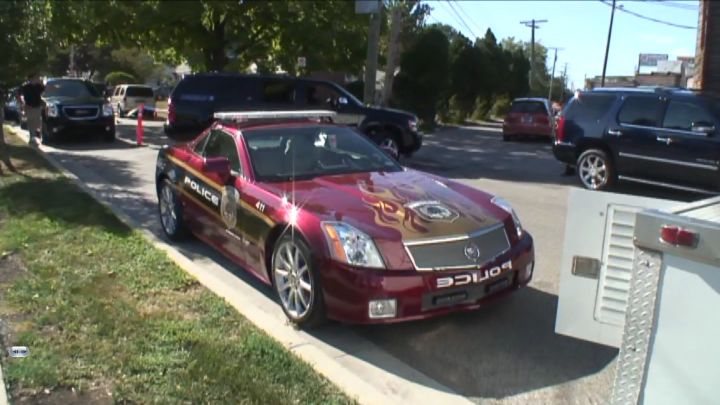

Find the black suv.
[
  {"left": 164, "top": 73, "right": 422, "bottom": 157},
  {"left": 42, "top": 78, "right": 116, "bottom": 143},
  {"left": 553, "top": 87, "right": 720, "bottom": 193}
]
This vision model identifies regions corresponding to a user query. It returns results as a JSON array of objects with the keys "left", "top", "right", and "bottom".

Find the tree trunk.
[
  {"left": 382, "top": 7, "right": 403, "bottom": 107},
  {"left": 204, "top": 18, "right": 228, "bottom": 72}
]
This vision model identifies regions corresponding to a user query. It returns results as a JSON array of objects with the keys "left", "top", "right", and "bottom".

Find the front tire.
[
  {"left": 158, "top": 180, "right": 190, "bottom": 241},
  {"left": 576, "top": 148, "right": 615, "bottom": 191},
  {"left": 103, "top": 130, "right": 116, "bottom": 143},
  {"left": 272, "top": 231, "right": 326, "bottom": 328}
]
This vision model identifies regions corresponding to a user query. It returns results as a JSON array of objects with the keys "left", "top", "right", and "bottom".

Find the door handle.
[
  {"left": 608, "top": 129, "right": 622, "bottom": 136},
  {"left": 656, "top": 136, "right": 673, "bottom": 145}
]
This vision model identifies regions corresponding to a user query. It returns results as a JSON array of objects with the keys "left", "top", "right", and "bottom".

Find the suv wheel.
[
  {"left": 368, "top": 129, "right": 400, "bottom": 159},
  {"left": 577, "top": 148, "right": 615, "bottom": 190}
]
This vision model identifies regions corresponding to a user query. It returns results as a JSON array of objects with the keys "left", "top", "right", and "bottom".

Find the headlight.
[
  {"left": 46, "top": 103, "right": 59, "bottom": 118},
  {"left": 491, "top": 196, "right": 523, "bottom": 238},
  {"left": 102, "top": 103, "right": 113, "bottom": 117},
  {"left": 321, "top": 222, "right": 385, "bottom": 269}
]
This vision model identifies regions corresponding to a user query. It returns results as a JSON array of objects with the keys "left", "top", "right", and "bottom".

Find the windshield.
[
  {"left": 244, "top": 125, "right": 402, "bottom": 182},
  {"left": 44, "top": 80, "right": 99, "bottom": 98}
]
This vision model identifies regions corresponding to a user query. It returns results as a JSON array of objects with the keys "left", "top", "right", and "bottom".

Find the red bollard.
[{"left": 136, "top": 103, "right": 144, "bottom": 146}]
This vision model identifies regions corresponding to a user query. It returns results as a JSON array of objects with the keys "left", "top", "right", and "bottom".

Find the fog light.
[
  {"left": 368, "top": 299, "right": 397, "bottom": 319},
  {"left": 52, "top": 127, "right": 59, "bottom": 133},
  {"left": 105, "top": 126, "right": 111, "bottom": 131}
]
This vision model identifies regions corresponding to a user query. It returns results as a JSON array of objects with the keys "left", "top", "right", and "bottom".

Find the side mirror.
[
  {"left": 691, "top": 121, "right": 715, "bottom": 135},
  {"left": 203, "top": 156, "right": 232, "bottom": 182}
]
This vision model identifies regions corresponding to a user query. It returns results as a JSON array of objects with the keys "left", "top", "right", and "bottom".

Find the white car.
[{"left": 111, "top": 84, "right": 155, "bottom": 117}]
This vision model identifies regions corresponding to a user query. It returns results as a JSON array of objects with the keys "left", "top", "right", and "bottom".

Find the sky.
[{"left": 425, "top": 0, "right": 700, "bottom": 89}]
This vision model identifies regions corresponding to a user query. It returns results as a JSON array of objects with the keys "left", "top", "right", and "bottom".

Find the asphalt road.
[{"left": 21, "top": 120, "right": 702, "bottom": 404}]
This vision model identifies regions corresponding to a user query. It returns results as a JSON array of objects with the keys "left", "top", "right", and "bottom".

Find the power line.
[
  {"left": 450, "top": 0, "right": 485, "bottom": 38},
  {"left": 636, "top": 0, "right": 698, "bottom": 11},
  {"left": 443, "top": 0, "right": 478, "bottom": 39},
  {"left": 598, "top": 0, "right": 697, "bottom": 29}
]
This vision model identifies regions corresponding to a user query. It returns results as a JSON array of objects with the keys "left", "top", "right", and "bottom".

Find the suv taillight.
[
  {"left": 555, "top": 115, "right": 566, "bottom": 142},
  {"left": 167, "top": 97, "right": 176, "bottom": 124}
]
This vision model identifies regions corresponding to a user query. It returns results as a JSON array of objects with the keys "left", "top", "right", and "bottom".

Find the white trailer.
[{"left": 555, "top": 190, "right": 720, "bottom": 405}]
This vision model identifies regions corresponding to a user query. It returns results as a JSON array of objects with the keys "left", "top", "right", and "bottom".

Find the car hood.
[
  {"left": 262, "top": 169, "right": 503, "bottom": 242},
  {"left": 44, "top": 95, "right": 104, "bottom": 105},
  {"left": 363, "top": 105, "right": 416, "bottom": 120}
]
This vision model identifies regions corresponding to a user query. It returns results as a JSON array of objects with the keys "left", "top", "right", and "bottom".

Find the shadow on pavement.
[{"left": 347, "top": 287, "right": 617, "bottom": 399}]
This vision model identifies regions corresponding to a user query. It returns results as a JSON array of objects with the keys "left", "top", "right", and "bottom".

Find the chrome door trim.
[
  {"left": 618, "top": 175, "right": 719, "bottom": 195},
  {"left": 618, "top": 152, "right": 718, "bottom": 171}
]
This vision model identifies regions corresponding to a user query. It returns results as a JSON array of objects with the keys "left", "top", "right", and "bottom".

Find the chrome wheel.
[
  {"left": 273, "top": 241, "right": 313, "bottom": 320},
  {"left": 380, "top": 137, "right": 400, "bottom": 158},
  {"left": 159, "top": 184, "right": 177, "bottom": 234},
  {"left": 578, "top": 152, "right": 608, "bottom": 190}
]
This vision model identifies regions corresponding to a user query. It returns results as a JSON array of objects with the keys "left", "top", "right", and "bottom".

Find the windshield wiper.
[{"left": 263, "top": 173, "right": 318, "bottom": 182}]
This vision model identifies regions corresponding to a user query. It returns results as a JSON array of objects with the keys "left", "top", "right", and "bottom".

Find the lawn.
[{"left": 0, "top": 128, "right": 353, "bottom": 404}]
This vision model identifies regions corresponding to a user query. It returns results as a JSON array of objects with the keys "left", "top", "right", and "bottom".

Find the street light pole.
[{"left": 601, "top": 0, "right": 617, "bottom": 87}]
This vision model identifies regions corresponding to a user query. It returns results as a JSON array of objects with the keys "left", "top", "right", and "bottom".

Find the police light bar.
[{"left": 213, "top": 110, "right": 336, "bottom": 122}]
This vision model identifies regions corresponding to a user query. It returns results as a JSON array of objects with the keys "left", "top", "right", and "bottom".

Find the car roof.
[
  {"left": 220, "top": 119, "right": 338, "bottom": 134},
  {"left": 183, "top": 72, "right": 336, "bottom": 86},
  {"left": 512, "top": 97, "right": 549, "bottom": 103},
  {"left": 588, "top": 86, "right": 704, "bottom": 97}
]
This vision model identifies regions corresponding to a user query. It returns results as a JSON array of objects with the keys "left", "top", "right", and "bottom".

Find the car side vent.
[{"left": 594, "top": 205, "right": 641, "bottom": 326}]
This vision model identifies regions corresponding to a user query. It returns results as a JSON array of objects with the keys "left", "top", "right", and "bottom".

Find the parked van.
[{"left": 111, "top": 84, "right": 155, "bottom": 117}]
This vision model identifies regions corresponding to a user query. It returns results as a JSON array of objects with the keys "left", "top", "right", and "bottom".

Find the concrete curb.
[{"left": 4, "top": 126, "right": 472, "bottom": 405}]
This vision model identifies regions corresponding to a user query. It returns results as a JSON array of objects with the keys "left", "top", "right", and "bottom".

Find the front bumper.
[
  {"left": 46, "top": 115, "right": 115, "bottom": 136},
  {"left": 320, "top": 233, "right": 534, "bottom": 324},
  {"left": 401, "top": 129, "right": 423, "bottom": 155}
]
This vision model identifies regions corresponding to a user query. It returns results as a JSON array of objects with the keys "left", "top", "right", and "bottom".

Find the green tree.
[{"left": 393, "top": 27, "right": 450, "bottom": 124}]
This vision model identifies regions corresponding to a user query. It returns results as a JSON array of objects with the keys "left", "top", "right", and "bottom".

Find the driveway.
[{"left": 18, "top": 120, "right": 700, "bottom": 404}]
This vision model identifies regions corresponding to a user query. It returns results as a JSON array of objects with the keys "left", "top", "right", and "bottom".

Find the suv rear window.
[
  {"left": 125, "top": 86, "right": 154, "bottom": 98},
  {"left": 618, "top": 96, "right": 664, "bottom": 127},
  {"left": 510, "top": 101, "right": 547, "bottom": 114},
  {"left": 565, "top": 94, "right": 616, "bottom": 122},
  {"left": 173, "top": 76, "right": 258, "bottom": 103}
]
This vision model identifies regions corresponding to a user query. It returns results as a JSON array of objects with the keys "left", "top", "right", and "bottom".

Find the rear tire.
[
  {"left": 576, "top": 148, "right": 615, "bottom": 191},
  {"left": 271, "top": 231, "right": 326, "bottom": 328},
  {"left": 158, "top": 180, "right": 190, "bottom": 241}
]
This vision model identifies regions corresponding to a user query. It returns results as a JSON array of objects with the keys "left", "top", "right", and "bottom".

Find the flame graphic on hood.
[{"left": 358, "top": 180, "right": 430, "bottom": 237}]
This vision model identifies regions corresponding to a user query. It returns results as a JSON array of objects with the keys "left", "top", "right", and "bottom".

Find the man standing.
[{"left": 17, "top": 73, "right": 45, "bottom": 145}]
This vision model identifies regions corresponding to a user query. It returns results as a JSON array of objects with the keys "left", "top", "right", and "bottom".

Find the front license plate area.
[{"left": 422, "top": 272, "right": 515, "bottom": 311}]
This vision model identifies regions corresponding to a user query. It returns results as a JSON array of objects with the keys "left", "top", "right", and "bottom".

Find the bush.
[
  {"left": 105, "top": 71, "right": 137, "bottom": 86},
  {"left": 489, "top": 94, "right": 511, "bottom": 119},
  {"left": 470, "top": 97, "right": 491, "bottom": 121},
  {"left": 447, "top": 94, "right": 472, "bottom": 124}
]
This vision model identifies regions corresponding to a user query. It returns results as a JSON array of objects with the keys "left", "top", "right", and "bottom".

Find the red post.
[{"left": 136, "top": 103, "right": 144, "bottom": 146}]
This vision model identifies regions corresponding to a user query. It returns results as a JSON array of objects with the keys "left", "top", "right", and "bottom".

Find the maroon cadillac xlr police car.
[{"left": 155, "top": 111, "right": 534, "bottom": 327}]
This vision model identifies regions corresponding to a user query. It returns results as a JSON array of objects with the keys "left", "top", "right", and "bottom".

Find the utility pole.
[
  {"left": 364, "top": 2, "right": 383, "bottom": 106},
  {"left": 601, "top": 0, "right": 617, "bottom": 87},
  {"left": 547, "top": 47, "right": 563, "bottom": 101},
  {"left": 520, "top": 19, "right": 548, "bottom": 95}
]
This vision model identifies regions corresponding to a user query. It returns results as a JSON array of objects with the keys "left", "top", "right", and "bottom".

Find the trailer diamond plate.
[{"left": 610, "top": 248, "right": 663, "bottom": 405}]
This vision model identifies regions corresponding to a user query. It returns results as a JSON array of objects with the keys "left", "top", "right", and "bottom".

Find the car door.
[
  {"left": 654, "top": 98, "right": 720, "bottom": 189},
  {"left": 191, "top": 128, "right": 250, "bottom": 265},
  {"left": 177, "top": 130, "right": 219, "bottom": 240},
  {"left": 611, "top": 95, "right": 667, "bottom": 181}
]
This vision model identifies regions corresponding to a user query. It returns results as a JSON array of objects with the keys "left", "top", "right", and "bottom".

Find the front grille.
[
  {"left": 63, "top": 106, "right": 99, "bottom": 120},
  {"left": 404, "top": 223, "right": 511, "bottom": 271}
]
